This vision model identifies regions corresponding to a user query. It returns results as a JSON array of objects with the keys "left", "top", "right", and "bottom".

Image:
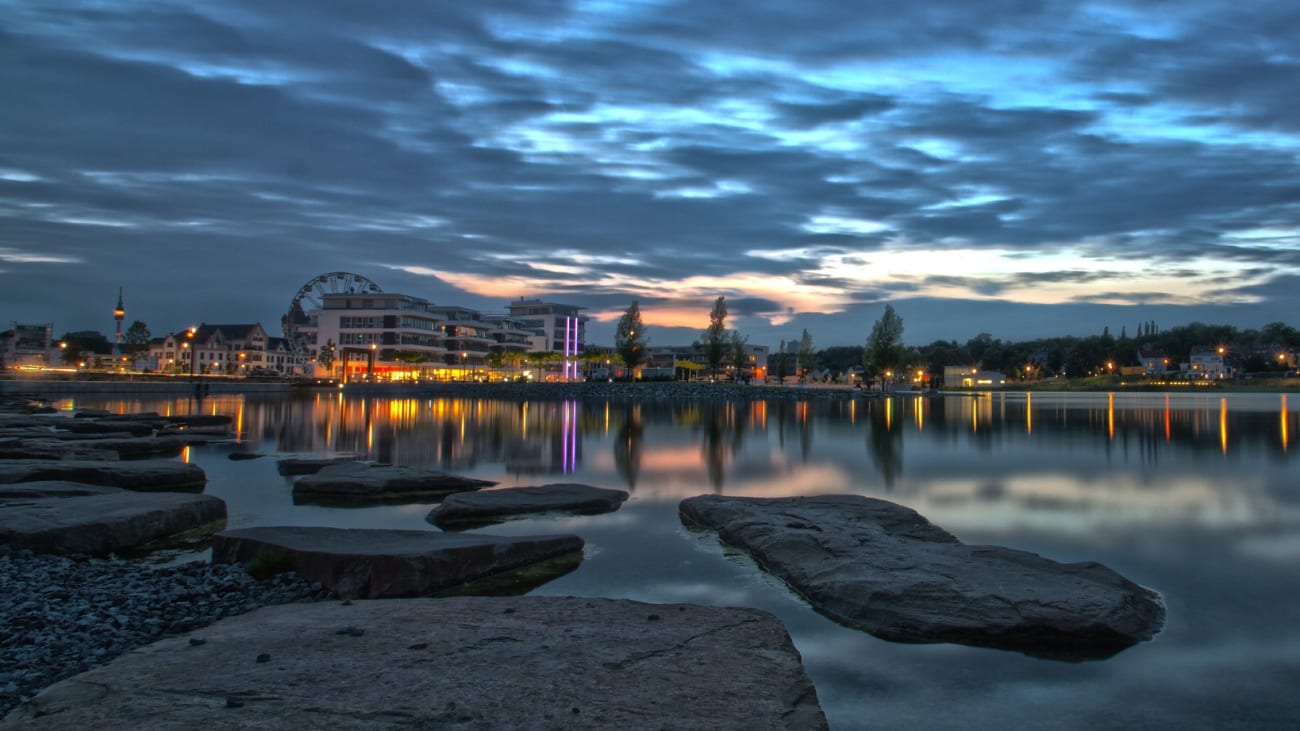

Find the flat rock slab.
[
  {"left": 0, "top": 460, "right": 207, "bottom": 492},
  {"left": 0, "top": 481, "right": 226, "bottom": 555},
  {"left": 5, "top": 436, "right": 188, "bottom": 461},
  {"left": 212, "top": 526, "right": 583, "bottom": 598},
  {"left": 3, "top": 597, "right": 826, "bottom": 729},
  {"left": 680, "top": 494, "right": 1166, "bottom": 660},
  {"left": 430, "top": 483, "right": 629, "bottom": 528},
  {"left": 292, "top": 462, "right": 495, "bottom": 504}
]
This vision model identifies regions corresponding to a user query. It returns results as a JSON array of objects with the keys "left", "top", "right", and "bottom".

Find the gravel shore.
[{"left": 0, "top": 546, "right": 326, "bottom": 717}]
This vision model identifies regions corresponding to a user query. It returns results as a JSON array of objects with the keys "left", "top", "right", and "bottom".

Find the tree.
[
  {"left": 730, "top": 331, "right": 748, "bottom": 379},
  {"left": 703, "top": 296, "right": 728, "bottom": 378},
  {"left": 865, "top": 304, "right": 905, "bottom": 389},
  {"left": 123, "top": 321, "right": 151, "bottom": 354},
  {"left": 615, "top": 301, "right": 647, "bottom": 373},
  {"left": 317, "top": 339, "right": 336, "bottom": 376},
  {"left": 797, "top": 329, "right": 814, "bottom": 382}
]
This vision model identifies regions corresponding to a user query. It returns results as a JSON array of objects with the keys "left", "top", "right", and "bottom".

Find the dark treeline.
[{"left": 801, "top": 321, "right": 1300, "bottom": 380}]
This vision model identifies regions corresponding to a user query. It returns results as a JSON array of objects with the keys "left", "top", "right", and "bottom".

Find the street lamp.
[
  {"left": 186, "top": 328, "right": 197, "bottom": 381},
  {"left": 461, "top": 351, "right": 468, "bottom": 380}
]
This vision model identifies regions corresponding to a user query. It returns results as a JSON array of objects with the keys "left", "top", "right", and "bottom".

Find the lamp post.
[
  {"left": 186, "top": 328, "right": 197, "bottom": 382},
  {"left": 368, "top": 343, "right": 376, "bottom": 382},
  {"left": 461, "top": 351, "right": 468, "bottom": 381}
]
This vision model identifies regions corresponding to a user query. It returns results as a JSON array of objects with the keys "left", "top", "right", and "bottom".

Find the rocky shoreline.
[{"left": 0, "top": 546, "right": 326, "bottom": 716}]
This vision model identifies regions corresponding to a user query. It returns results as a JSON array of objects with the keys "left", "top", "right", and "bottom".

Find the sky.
[{"left": 3, "top": 0, "right": 1299, "bottom": 349}]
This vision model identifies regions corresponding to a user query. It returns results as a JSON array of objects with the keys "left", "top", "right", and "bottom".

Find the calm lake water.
[{"left": 67, "top": 389, "right": 1300, "bottom": 730}]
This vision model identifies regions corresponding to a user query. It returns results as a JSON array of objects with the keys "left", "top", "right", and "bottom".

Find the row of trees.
[
  {"left": 779, "top": 314, "right": 1300, "bottom": 383},
  {"left": 616, "top": 297, "right": 754, "bottom": 379},
  {"left": 58, "top": 321, "right": 151, "bottom": 364}
]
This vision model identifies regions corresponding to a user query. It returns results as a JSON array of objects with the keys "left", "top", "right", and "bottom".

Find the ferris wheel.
[{"left": 282, "top": 271, "right": 383, "bottom": 355}]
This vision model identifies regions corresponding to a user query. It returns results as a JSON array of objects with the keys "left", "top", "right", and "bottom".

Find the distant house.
[
  {"left": 1183, "top": 347, "right": 1230, "bottom": 380},
  {"left": 148, "top": 323, "right": 271, "bottom": 375},
  {"left": 1138, "top": 350, "right": 1169, "bottom": 375},
  {"left": 942, "top": 365, "right": 1006, "bottom": 388}
]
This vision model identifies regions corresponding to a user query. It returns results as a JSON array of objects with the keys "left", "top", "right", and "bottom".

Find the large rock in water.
[
  {"left": 0, "top": 482, "right": 226, "bottom": 555},
  {"left": 0, "top": 460, "right": 206, "bottom": 492},
  {"left": 292, "top": 462, "right": 495, "bottom": 504},
  {"left": 3, "top": 597, "right": 826, "bottom": 729},
  {"left": 212, "top": 526, "right": 583, "bottom": 598},
  {"left": 429, "top": 483, "right": 629, "bottom": 528},
  {"left": 680, "top": 494, "right": 1166, "bottom": 660}
]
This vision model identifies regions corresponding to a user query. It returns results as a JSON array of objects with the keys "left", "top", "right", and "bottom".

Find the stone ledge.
[{"left": 3, "top": 597, "right": 826, "bottom": 729}]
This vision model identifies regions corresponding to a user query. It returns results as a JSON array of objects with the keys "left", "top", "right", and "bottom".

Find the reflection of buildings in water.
[{"left": 245, "top": 396, "right": 586, "bottom": 475}]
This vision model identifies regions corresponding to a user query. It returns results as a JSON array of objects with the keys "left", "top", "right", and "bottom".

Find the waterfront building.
[
  {"left": 507, "top": 298, "right": 587, "bottom": 380},
  {"left": 1, "top": 323, "right": 57, "bottom": 369}
]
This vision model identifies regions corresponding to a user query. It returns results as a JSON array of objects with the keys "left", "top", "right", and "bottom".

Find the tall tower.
[{"left": 113, "top": 288, "right": 125, "bottom": 356}]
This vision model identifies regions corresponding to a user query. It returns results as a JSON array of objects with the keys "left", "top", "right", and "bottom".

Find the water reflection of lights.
[
  {"left": 885, "top": 397, "right": 892, "bottom": 431},
  {"left": 1107, "top": 392, "right": 1115, "bottom": 440},
  {"left": 1282, "top": 395, "right": 1289, "bottom": 452},
  {"left": 1025, "top": 393, "right": 1031, "bottom": 435},
  {"left": 914, "top": 396, "right": 924, "bottom": 431},
  {"left": 1165, "top": 394, "right": 1172, "bottom": 441},
  {"left": 560, "top": 401, "right": 578, "bottom": 474},
  {"left": 1220, "top": 398, "right": 1229, "bottom": 454}
]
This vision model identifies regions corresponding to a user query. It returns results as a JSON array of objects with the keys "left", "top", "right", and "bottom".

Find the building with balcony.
[
  {"left": 311, "top": 293, "right": 449, "bottom": 381},
  {"left": 506, "top": 298, "right": 588, "bottom": 381}
]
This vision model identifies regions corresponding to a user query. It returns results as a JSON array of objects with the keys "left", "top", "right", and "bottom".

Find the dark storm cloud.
[
  {"left": 771, "top": 94, "right": 896, "bottom": 127},
  {"left": 725, "top": 297, "right": 784, "bottom": 318}
]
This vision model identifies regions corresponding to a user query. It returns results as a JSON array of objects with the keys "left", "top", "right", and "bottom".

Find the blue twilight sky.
[{"left": 2, "top": 0, "right": 1299, "bottom": 348}]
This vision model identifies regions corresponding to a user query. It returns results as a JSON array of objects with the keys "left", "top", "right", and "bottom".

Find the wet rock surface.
[
  {"left": 681, "top": 493, "right": 1166, "bottom": 660},
  {"left": 0, "top": 482, "right": 226, "bottom": 556},
  {"left": 292, "top": 461, "right": 494, "bottom": 504},
  {"left": 0, "top": 460, "right": 207, "bottom": 492},
  {"left": 3, "top": 597, "right": 826, "bottom": 729},
  {"left": 0, "top": 547, "right": 325, "bottom": 718},
  {"left": 212, "top": 526, "right": 584, "bottom": 598},
  {"left": 430, "top": 483, "right": 629, "bottom": 528},
  {"left": 274, "top": 456, "right": 355, "bottom": 475}
]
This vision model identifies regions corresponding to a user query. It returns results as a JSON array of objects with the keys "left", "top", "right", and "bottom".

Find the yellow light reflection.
[
  {"left": 235, "top": 402, "right": 245, "bottom": 444},
  {"left": 1025, "top": 393, "right": 1032, "bottom": 435},
  {"left": 181, "top": 445, "right": 191, "bottom": 463},
  {"left": 914, "top": 396, "right": 924, "bottom": 431},
  {"left": 1219, "top": 397, "right": 1228, "bottom": 454},
  {"left": 1107, "top": 393, "right": 1115, "bottom": 440},
  {"left": 1164, "top": 394, "right": 1171, "bottom": 442},
  {"left": 885, "top": 398, "right": 893, "bottom": 431},
  {"left": 1283, "top": 395, "right": 1290, "bottom": 452}
]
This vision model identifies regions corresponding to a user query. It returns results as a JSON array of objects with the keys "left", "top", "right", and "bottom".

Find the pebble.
[{"left": 0, "top": 546, "right": 328, "bottom": 717}]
